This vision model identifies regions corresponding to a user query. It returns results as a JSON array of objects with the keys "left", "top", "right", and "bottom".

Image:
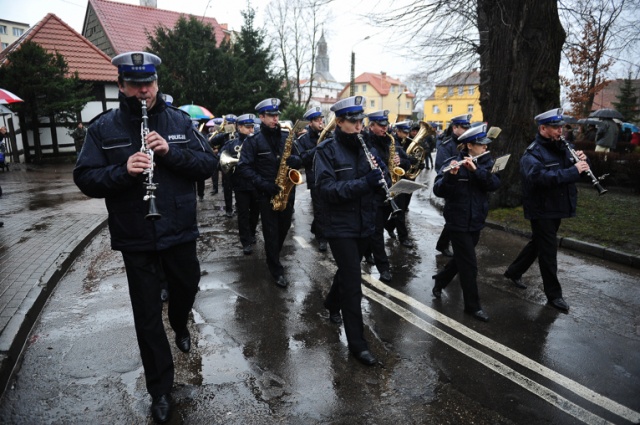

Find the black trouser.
[
  {"left": 121, "top": 241, "right": 200, "bottom": 397},
  {"left": 436, "top": 227, "right": 450, "bottom": 252},
  {"left": 235, "top": 189, "right": 260, "bottom": 247},
  {"left": 211, "top": 168, "right": 219, "bottom": 192},
  {"left": 309, "top": 187, "right": 326, "bottom": 242},
  {"left": 196, "top": 180, "right": 205, "bottom": 198},
  {"left": 433, "top": 230, "right": 482, "bottom": 312},
  {"left": 325, "top": 237, "right": 370, "bottom": 353},
  {"left": 222, "top": 172, "right": 233, "bottom": 212},
  {"left": 506, "top": 218, "right": 563, "bottom": 300},
  {"left": 425, "top": 151, "right": 434, "bottom": 169},
  {"left": 385, "top": 193, "right": 410, "bottom": 241},
  {"left": 258, "top": 194, "right": 294, "bottom": 278},
  {"left": 369, "top": 204, "right": 390, "bottom": 273}
]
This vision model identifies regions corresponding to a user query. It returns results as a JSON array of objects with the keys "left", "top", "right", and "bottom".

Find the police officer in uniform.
[
  {"left": 222, "top": 114, "right": 260, "bottom": 255},
  {"left": 434, "top": 114, "right": 472, "bottom": 257},
  {"left": 294, "top": 106, "right": 327, "bottom": 252},
  {"left": 503, "top": 108, "right": 590, "bottom": 313},
  {"left": 431, "top": 124, "right": 500, "bottom": 322},
  {"left": 393, "top": 120, "right": 412, "bottom": 150},
  {"left": 213, "top": 114, "right": 237, "bottom": 216},
  {"left": 237, "top": 98, "right": 302, "bottom": 287},
  {"left": 315, "top": 95, "right": 384, "bottom": 366},
  {"left": 73, "top": 52, "right": 216, "bottom": 423}
]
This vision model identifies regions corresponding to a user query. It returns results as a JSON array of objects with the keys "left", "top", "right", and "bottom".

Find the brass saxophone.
[
  {"left": 405, "top": 121, "right": 434, "bottom": 179},
  {"left": 388, "top": 133, "right": 405, "bottom": 185},
  {"left": 271, "top": 120, "right": 308, "bottom": 211}
]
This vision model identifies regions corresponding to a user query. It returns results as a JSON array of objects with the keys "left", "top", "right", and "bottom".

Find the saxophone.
[
  {"left": 271, "top": 120, "right": 308, "bottom": 211},
  {"left": 388, "top": 134, "right": 405, "bottom": 185}
]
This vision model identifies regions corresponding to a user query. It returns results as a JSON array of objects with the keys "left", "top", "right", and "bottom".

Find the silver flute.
[
  {"left": 441, "top": 150, "right": 491, "bottom": 173},
  {"left": 357, "top": 134, "right": 401, "bottom": 218},
  {"left": 140, "top": 100, "right": 161, "bottom": 220}
]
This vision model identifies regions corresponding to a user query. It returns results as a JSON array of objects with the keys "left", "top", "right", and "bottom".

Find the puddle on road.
[{"left": 28, "top": 192, "right": 87, "bottom": 210}]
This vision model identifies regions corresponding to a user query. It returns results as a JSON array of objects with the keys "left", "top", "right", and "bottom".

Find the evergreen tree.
[
  {"left": 230, "top": 3, "right": 286, "bottom": 114},
  {"left": 612, "top": 73, "right": 639, "bottom": 122}
]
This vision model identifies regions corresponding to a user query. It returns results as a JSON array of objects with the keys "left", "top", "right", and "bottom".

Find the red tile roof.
[
  {"left": 88, "top": 0, "right": 228, "bottom": 54},
  {"left": 339, "top": 72, "right": 416, "bottom": 98},
  {"left": 0, "top": 13, "right": 117, "bottom": 82}
]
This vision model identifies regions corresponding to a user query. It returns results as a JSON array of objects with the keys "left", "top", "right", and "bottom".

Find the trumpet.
[
  {"left": 357, "top": 134, "right": 401, "bottom": 219},
  {"left": 560, "top": 137, "right": 607, "bottom": 195},
  {"left": 140, "top": 100, "right": 161, "bottom": 221},
  {"left": 441, "top": 151, "right": 491, "bottom": 173}
]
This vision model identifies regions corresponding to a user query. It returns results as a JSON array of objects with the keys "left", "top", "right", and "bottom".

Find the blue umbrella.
[{"left": 622, "top": 122, "right": 639, "bottom": 133}]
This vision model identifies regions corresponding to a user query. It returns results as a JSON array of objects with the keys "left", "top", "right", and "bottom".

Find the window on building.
[
  {"left": 458, "top": 86, "right": 464, "bottom": 96},
  {"left": 354, "top": 85, "right": 358, "bottom": 93},
  {"left": 362, "top": 85, "right": 367, "bottom": 92},
  {"left": 13, "top": 27, "right": 24, "bottom": 37},
  {"left": 1, "top": 43, "right": 8, "bottom": 50},
  {"left": 448, "top": 87, "right": 454, "bottom": 97},
  {"left": 468, "top": 86, "right": 475, "bottom": 95},
  {"left": 406, "top": 101, "right": 410, "bottom": 109},
  {"left": 447, "top": 105, "right": 453, "bottom": 113},
  {"left": 0, "top": 26, "right": 7, "bottom": 35},
  {"left": 370, "top": 100, "right": 375, "bottom": 107},
  {"left": 433, "top": 105, "right": 440, "bottom": 114},
  {"left": 467, "top": 104, "right": 474, "bottom": 113},
  {"left": 391, "top": 85, "right": 396, "bottom": 93}
]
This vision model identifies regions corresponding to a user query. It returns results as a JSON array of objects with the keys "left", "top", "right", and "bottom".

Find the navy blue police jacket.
[
  {"left": 435, "top": 134, "right": 459, "bottom": 172},
  {"left": 73, "top": 92, "right": 216, "bottom": 252},
  {"left": 314, "top": 128, "right": 385, "bottom": 239},
  {"left": 294, "top": 126, "right": 320, "bottom": 189},
  {"left": 433, "top": 151, "right": 500, "bottom": 232},
  {"left": 222, "top": 133, "right": 255, "bottom": 192},
  {"left": 520, "top": 133, "right": 581, "bottom": 220},
  {"left": 236, "top": 123, "right": 294, "bottom": 201}
]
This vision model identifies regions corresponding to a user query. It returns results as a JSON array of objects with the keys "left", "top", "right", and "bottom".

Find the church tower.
[{"left": 316, "top": 31, "right": 330, "bottom": 75}]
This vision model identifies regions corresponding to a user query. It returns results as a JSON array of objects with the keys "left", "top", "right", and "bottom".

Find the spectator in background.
[
  {"left": 584, "top": 125, "right": 597, "bottom": 143},
  {"left": 595, "top": 118, "right": 619, "bottom": 158},
  {"left": 563, "top": 124, "right": 574, "bottom": 143},
  {"left": 71, "top": 122, "right": 87, "bottom": 153}
]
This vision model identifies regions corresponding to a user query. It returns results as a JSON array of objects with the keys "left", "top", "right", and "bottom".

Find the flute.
[
  {"left": 357, "top": 134, "right": 402, "bottom": 219},
  {"left": 441, "top": 150, "right": 491, "bottom": 173},
  {"left": 560, "top": 137, "right": 607, "bottom": 195}
]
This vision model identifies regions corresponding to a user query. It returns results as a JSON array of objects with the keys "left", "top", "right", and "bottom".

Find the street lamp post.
[{"left": 350, "top": 36, "right": 370, "bottom": 96}]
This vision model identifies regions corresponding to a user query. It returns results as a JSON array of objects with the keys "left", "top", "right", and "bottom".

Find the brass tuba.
[
  {"left": 220, "top": 144, "right": 241, "bottom": 174},
  {"left": 271, "top": 120, "right": 309, "bottom": 211},
  {"left": 405, "top": 121, "right": 434, "bottom": 179}
]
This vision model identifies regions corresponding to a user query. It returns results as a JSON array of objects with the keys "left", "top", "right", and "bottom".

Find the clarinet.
[
  {"left": 140, "top": 100, "right": 161, "bottom": 220},
  {"left": 560, "top": 137, "right": 608, "bottom": 195},
  {"left": 357, "top": 134, "right": 402, "bottom": 219}
]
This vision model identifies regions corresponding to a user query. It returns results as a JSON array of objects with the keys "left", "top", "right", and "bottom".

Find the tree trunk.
[{"left": 477, "top": 0, "right": 566, "bottom": 208}]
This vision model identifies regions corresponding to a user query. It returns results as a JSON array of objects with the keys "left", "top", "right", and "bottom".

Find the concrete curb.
[{"left": 0, "top": 218, "right": 108, "bottom": 394}]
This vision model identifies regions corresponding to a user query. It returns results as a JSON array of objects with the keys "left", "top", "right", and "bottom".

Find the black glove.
[
  {"left": 365, "top": 169, "right": 382, "bottom": 189},
  {"left": 286, "top": 155, "right": 302, "bottom": 169},
  {"left": 418, "top": 162, "right": 426, "bottom": 170},
  {"left": 266, "top": 182, "right": 281, "bottom": 196}
]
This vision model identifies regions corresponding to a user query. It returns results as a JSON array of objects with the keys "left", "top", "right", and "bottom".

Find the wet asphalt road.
[{"left": 0, "top": 169, "right": 639, "bottom": 424}]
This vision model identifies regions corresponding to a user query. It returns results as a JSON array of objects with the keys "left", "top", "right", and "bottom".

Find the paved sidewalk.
[{"left": 0, "top": 163, "right": 107, "bottom": 390}]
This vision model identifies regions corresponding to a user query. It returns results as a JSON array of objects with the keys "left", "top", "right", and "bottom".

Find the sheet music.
[
  {"left": 491, "top": 154, "right": 511, "bottom": 173},
  {"left": 389, "top": 179, "right": 428, "bottom": 195}
]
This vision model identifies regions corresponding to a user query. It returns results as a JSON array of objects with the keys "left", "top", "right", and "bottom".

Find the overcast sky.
[{"left": 0, "top": 0, "right": 421, "bottom": 85}]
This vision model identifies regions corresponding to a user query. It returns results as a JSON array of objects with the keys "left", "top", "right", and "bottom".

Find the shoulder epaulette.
[
  {"left": 525, "top": 141, "right": 537, "bottom": 151},
  {"left": 88, "top": 108, "right": 113, "bottom": 125}
]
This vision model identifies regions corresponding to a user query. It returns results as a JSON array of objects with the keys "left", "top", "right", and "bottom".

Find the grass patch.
[{"left": 488, "top": 186, "right": 640, "bottom": 256}]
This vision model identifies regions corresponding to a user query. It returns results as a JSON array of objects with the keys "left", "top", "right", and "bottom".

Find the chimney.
[
  {"left": 140, "top": 0, "right": 157, "bottom": 7},
  {"left": 381, "top": 72, "right": 387, "bottom": 80}
]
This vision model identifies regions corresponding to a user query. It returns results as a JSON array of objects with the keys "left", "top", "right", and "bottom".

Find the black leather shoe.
[
  {"left": 400, "top": 239, "right": 413, "bottom": 247},
  {"left": 548, "top": 297, "right": 569, "bottom": 312},
  {"left": 363, "top": 254, "right": 375, "bottom": 265},
  {"left": 379, "top": 270, "right": 392, "bottom": 283},
  {"left": 386, "top": 229, "right": 397, "bottom": 239},
  {"left": 225, "top": 210, "right": 233, "bottom": 218},
  {"left": 275, "top": 275, "right": 288, "bottom": 288},
  {"left": 432, "top": 281, "right": 444, "bottom": 299},
  {"left": 323, "top": 302, "right": 342, "bottom": 324},
  {"left": 466, "top": 309, "right": 490, "bottom": 322},
  {"left": 242, "top": 245, "right": 253, "bottom": 255},
  {"left": 504, "top": 271, "right": 527, "bottom": 289},
  {"left": 211, "top": 189, "right": 218, "bottom": 195},
  {"left": 151, "top": 393, "right": 172, "bottom": 424},
  {"left": 438, "top": 248, "right": 454, "bottom": 257},
  {"left": 175, "top": 329, "right": 191, "bottom": 353},
  {"left": 318, "top": 241, "right": 328, "bottom": 252},
  {"left": 160, "top": 288, "right": 169, "bottom": 302},
  {"left": 353, "top": 350, "right": 377, "bottom": 366}
]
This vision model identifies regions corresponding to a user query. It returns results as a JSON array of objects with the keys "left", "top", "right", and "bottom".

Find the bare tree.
[
  {"left": 265, "top": 0, "right": 333, "bottom": 108},
  {"left": 403, "top": 71, "right": 435, "bottom": 109}
]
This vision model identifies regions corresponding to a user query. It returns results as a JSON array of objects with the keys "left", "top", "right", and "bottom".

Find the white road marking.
[
  {"left": 293, "top": 236, "right": 311, "bottom": 249},
  {"left": 362, "top": 274, "right": 640, "bottom": 424}
]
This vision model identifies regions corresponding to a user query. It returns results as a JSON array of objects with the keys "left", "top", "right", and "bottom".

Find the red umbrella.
[{"left": 0, "top": 88, "right": 24, "bottom": 104}]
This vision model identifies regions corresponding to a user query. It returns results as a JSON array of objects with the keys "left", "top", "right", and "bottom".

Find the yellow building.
[
  {"left": 423, "top": 70, "right": 482, "bottom": 129},
  {"left": 339, "top": 72, "right": 415, "bottom": 122},
  {"left": 0, "top": 19, "right": 29, "bottom": 51}
]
